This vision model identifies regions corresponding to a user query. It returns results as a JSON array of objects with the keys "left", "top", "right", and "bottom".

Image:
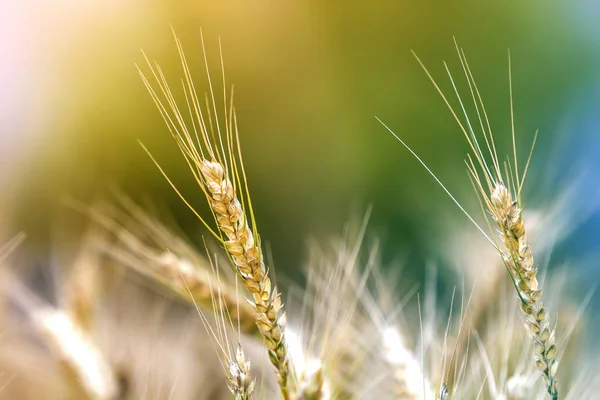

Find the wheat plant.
[
  {"left": 137, "top": 30, "right": 293, "bottom": 399},
  {"left": 378, "top": 42, "right": 568, "bottom": 399}
]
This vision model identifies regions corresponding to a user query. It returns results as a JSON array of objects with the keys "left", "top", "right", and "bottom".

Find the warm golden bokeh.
[{"left": 2, "top": 1, "right": 598, "bottom": 284}]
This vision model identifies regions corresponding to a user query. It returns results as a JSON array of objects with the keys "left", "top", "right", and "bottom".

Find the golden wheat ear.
[
  {"left": 138, "top": 30, "right": 294, "bottom": 399},
  {"left": 380, "top": 42, "right": 558, "bottom": 399},
  {"left": 456, "top": 48, "right": 557, "bottom": 400}
]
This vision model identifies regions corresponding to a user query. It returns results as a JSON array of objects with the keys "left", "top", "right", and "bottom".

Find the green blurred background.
[{"left": 3, "top": 1, "right": 600, "bottom": 291}]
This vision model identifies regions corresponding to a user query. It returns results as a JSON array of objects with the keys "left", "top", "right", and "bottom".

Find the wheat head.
[
  {"left": 137, "top": 31, "right": 292, "bottom": 399},
  {"left": 380, "top": 40, "right": 561, "bottom": 399}
]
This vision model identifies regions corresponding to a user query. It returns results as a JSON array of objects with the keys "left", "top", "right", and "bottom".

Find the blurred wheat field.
[{"left": 2, "top": 2, "right": 600, "bottom": 400}]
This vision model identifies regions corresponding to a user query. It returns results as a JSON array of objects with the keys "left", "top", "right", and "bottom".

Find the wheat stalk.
[{"left": 137, "top": 31, "right": 292, "bottom": 399}]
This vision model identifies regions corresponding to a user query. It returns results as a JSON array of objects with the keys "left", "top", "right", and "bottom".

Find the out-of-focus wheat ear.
[
  {"left": 295, "top": 361, "right": 324, "bottom": 400},
  {"left": 63, "top": 230, "right": 108, "bottom": 332},
  {"left": 34, "top": 309, "right": 118, "bottom": 400},
  {"left": 506, "top": 374, "right": 532, "bottom": 399},
  {"left": 291, "top": 212, "right": 389, "bottom": 400},
  {"left": 297, "top": 212, "right": 435, "bottom": 399},
  {"left": 0, "top": 233, "right": 26, "bottom": 335},
  {"left": 76, "top": 199, "right": 258, "bottom": 334},
  {"left": 6, "top": 274, "right": 118, "bottom": 400},
  {"left": 138, "top": 31, "right": 293, "bottom": 399},
  {"left": 382, "top": 326, "right": 435, "bottom": 399}
]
